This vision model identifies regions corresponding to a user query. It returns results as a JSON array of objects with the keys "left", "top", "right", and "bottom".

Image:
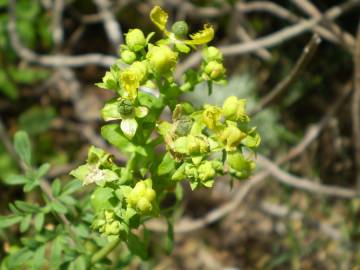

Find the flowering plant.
[{"left": 0, "top": 6, "right": 260, "bottom": 267}]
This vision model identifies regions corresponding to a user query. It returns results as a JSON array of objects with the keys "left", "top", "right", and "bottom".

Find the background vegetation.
[{"left": 0, "top": 0, "right": 360, "bottom": 269}]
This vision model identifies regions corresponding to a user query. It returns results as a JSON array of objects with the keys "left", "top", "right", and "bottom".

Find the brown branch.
[
  {"left": 8, "top": 0, "right": 117, "bottom": 67},
  {"left": 291, "top": 0, "right": 355, "bottom": 50},
  {"left": 257, "top": 155, "right": 357, "bottom": 199},
  {"left": 353, "top": 21, "right": 360, "bottom": 193},
  {"left": 250, "top": 34, "right": 321, "bottom": 115},
  {"left": 176, "top": 0, "right": 359, "bottom": 78}
]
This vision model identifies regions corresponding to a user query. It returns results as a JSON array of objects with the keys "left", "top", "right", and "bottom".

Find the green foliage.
[
  {"left": 0, "top": 0, "right": 51, "bottom": 99},
  {"left": 0, "top": 5, "right": 261, "bottom": 267}
]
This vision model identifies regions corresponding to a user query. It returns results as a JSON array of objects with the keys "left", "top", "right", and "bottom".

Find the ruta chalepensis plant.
[{"left": 0, "top": 6, "right": 260, "bottom": 268}]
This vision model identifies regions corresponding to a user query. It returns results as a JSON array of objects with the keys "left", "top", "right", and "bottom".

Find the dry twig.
[
  {"left": 176, "top": 0, "right": 360, "bottom": 78},
  {"left": 251, "top": 34, "right": 321, "bottom": 115},
  {"left": 353, "top": 21, "right": 360, "bottom": 192}
]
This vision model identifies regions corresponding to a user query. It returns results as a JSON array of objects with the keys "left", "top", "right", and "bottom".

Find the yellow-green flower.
[
  {"left": 222, "top": 96, "right": 249, "bottom": 122},
  {"left": 120, "top": 61, "right": 148, "bottom": 100},
  {"left": 219, "top": 124, "right": 246, "bottom": 151},
  {"left": 202, "top": 104, "right": 222, "bottom": 130},
  {"left": 146, "top": 45, "right": 177, "bottom": 75},
  {"left": 150, "top": 6, "right": 214, "bottom": 51},
  {"left": 127, "top": 179, "right": 156, "bottom": 214},
  {"left": 125, "top": 29, "right": 146, "bottom": 52}
]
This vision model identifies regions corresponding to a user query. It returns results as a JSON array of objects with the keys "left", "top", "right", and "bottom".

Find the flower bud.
[
  {"left": 118, "top": 98, "right": 134, "bottom": 117},
  {"left": 184, "top": 164, "right": 198, "bottom": 179},
  {"left": 202, "top": 105, "right": 222, "bottom": 130},
  {"left": 227, "top": 152, "right": 255, "bottom": 179},
  {"left": 121, "top": 50, "right": 137, "bottom": 64},
  {"left": 198, "top": 161, "right": 215, "bottom": 182},
  {"left": 187, "top": 136, "right": 209, "bottom": 155},
  {"left": 127, "top": 179, "right": 156, "bottom": 214},
  {"left": 222, "top": 96, "right": 249, "bottom": 122},
  {"left": 130, "top": 61, "right": 148, "bottom": 83},
  {"left": 105, "top": 220, "right": 122, "bottom": 235},
  {"left": 171, "top": 21, "right": 189, "bottom": 37},
  {"left": 104, "top": 210, "right": 115, "bottom": 222},
  {"left": 220, "top": 125, "right": 246, "bottom": 151},
  {"left": 202, "top": 46, "right": 223, "bottom": 62},
  {"left": 204, "top": 61, "right": 225, "bottom": 80},
  {"left": 125, "top": 29, "right": 146, "bottom": 52},
  {"left": 147, "top": 45, "right": 177, "bottom": 75}
]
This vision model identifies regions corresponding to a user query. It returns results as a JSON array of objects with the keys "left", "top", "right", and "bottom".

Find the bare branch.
[
  {"left": 353, "top": 21, "right": 360, "bottom": 192},
  {"left": 251, "top": 34, "right": 321, "bottom": 115},
  {"left": 8, "top": 0, "right": 117, "bottom": 67},
  {"left": 257, "top": 155, "right": 357, "bottom": 199},
  {"left": 93, "top": 0, "right": 123, "bottom": 50},
  {"left": 176, "top": 0, "right": 359, "bottom": 78}
]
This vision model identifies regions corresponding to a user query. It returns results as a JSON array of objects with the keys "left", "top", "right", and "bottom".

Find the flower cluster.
[
  {"left": 70, "top": 5, "right": 260, "bottom": 256},
  {"left": 158, "top": 96, "right": 260, "bottom": 189}
]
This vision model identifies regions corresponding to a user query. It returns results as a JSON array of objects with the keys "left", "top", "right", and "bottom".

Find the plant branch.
[
  {"left": 250, "top": 34, "right": 321, "bottom": 115},
  {"left": 91, "top": 237, "right": 121, "bottom": 263}
]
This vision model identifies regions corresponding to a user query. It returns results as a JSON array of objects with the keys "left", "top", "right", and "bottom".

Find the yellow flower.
[
  {"left": 202, "top": 105, "right": 222, "bottom": 130},
  {"left": 150, "top": 6, "right": 214, "bottom": 47},
  {"left": 147, "top": 45, "right": 177, "bottom": 75},
  {"left": 120, "top": 61, "right": 148, "bottom": 100}
]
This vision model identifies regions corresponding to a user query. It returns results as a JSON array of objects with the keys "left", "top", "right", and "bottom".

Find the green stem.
[{"left": 91, "top": 237, "right": 121, "bottom": 263}]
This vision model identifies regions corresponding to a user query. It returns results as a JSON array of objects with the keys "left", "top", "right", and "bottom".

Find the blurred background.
[{"left": 1, "top": 0, "right": 360, "bottom": 269}]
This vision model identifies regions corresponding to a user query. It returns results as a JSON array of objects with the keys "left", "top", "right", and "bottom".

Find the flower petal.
[
  {"left": 135, "top": 106, "right": 149, "bottom": 118},
  {"left": 121, "top": 118, "right": 138, "bottom": 139},
  {"left": 150, "top": 6, "right": 169, "bottom": 35},
  {"left": 186, "top": 24, "right": 214, "bottom": 45}
]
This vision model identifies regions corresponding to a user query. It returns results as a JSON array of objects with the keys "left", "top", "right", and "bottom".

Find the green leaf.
[
  {"left": 36, "top": 163, "right": 51, "bottom": 178},
  {"left": 68, "top": 255, "right": 87, "bottom": 270},
  {"left": 20, "top": 214, "right": 32, "bottom": 232},
  {"left": 23, "top": 179, "right": 39, "bottom": 192},
  {"left": 6, "top": 248, "right": 33, "bottom": 269},
  {"left": 19, "top": 106, "right": 56, "bottom": 135},
  {"left": 51, "top": 179, "right": 62, "bottom": 197},
  {"left": 0, "top": 70, "right": 18, "bottom": 99},
  {"left": 91, "top": 187, "right": 116, "bottom": 213},
  {"left": 101, "top": 99, "right": 122, "bottom": 121},
  {"left": 14, "top": 200, "right": 40, "bottom": 213},
  {"left": 101, "top": 124, "right": 137, "bottom": 153},
  {"left": 120, "top": 118, "right": 138, "bottom": 139},
  {"left": 30, "top": 245, "right": 46, "bottom": 270},
  {"left": 34, "top": 212, "right": 45, "bottom": 231},
  {"left": 51, "top": 201, "right": 68, "bottom": 214},
  {"left": 126, "top": 233, "right": 148, "bottom": 259},
  {"left": 14, "top": 131, "right": 32, "bottom": 166},
  {"left": 3, "top": 174, "right": 29, "bottom": 185},
  {"left": 9, "top": 66, "right": 49, "bottom": 84},
  {"left": 61, "top": 179, "right": 81, "bottom": 195},
  {"left": 0, "top": 215, "right": 22, "bottom": 228},
  {"left": 50, "top": 236, "right": 64, "bottom": 269},
  {"left": 157, "top": 153, "right": 175, "bottom": 176}
]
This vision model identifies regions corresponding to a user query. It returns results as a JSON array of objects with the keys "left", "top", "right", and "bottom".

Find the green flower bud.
[
  {"left": 222, "top": 96, "right": 249, "bottom": 122},
  {"left": 184, "top": 164, "right": 198, "bottom": 179},
  {"left": 104, "top": 210, "right": 115, "bottom": 222},
  {"left": 147, "top": 45, "right": 177, "bottom": 75},
  {"left": 121, "top": 50, "right": 137, "bottom": 64},
  {"left": 127, "top": 179, "right": 156, "bottom": 214},
  {"left": 137, "top": 198, "right": 152, "bottom": 213},
  {"left": 202, "top": 46, "right": 223, "bottom": 62},
  {"left": 204, "top": 61, "right": 225, "bottom": 80},
  {"left": 198, "top": 161, "right": 215, "bottom": 182},
  {"left": 227, "top": 152, "right": 255, "bottom": 179},
  {"left": 202, "top": 105, "right": 222, "bottom": 130},
  {"left": 171, "top": 21, "right": 189, "bottom": 37},
  {"left": 130, "top": 61, "right": 148, "bottom": 83},
  {"left": 118, "top": 98, "right": 134, "bottom": 117},
  {"left": 125, "top": 29, "right": 146, "bottom": 52},
  {"left": 220, "top": 125, "right": 246, "bottom": 151},
  {"left": 105, "top": 220, "right": 122, "bottom": 235},
  {"left": 187, "top": 136, "right": 209, "bottom": 155}
]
